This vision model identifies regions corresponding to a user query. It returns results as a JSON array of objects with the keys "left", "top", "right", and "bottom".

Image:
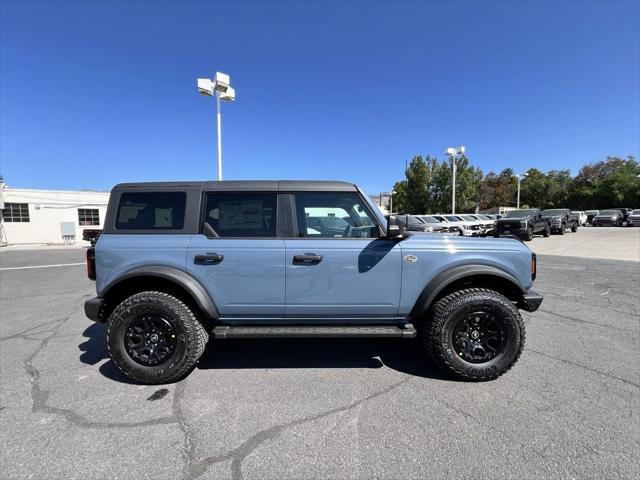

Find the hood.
[
  {"left": 497, "top": 216, "right": 529, "bottom": 222},
  {"left": 402, "top": 231, "right": 530, "bottom": 253}
]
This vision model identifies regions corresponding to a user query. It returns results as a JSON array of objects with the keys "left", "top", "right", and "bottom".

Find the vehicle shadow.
[
  {"left": 80, "top": 324, "right": 451, "bottom": 383},
  {"left": 197, "top": 337, "right": 451, "bottom": 381},
  {"left": 78, "top": 323, "right": 136, "bottom": 384}
]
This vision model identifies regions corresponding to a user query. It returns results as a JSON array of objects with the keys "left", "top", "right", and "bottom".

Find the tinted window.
[
  {"left": 203, "top": 192, "right": 277, "bottom": 238},
  {"left": 293, "top": 192, "right": 378, "bottom": 238},
  {"left": 116, "top": 192, "right": 186, "bottom": 230}
]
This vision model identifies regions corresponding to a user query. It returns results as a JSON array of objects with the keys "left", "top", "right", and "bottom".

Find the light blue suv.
[{"left": 84, "top": 181, "right": 542, "bottom": 384}]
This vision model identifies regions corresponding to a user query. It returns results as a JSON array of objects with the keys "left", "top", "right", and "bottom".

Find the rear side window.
[
  {"left": 116, "top": 192, "right": 186, "bottom": 230},
  {"left": 203, "top": 192, "right": 277, "bottom": 238}
]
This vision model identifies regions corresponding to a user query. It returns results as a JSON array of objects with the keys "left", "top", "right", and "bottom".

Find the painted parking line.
[{"left": 0, "top": 262, "right": 85, "bottom": 271}]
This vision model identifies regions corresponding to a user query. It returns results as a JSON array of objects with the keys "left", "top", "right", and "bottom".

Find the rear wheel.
[
  {"left": 106, "top": 291, "right": 208, "bottom": 384},
  {"left": 419, "top": 288, "right": 525, "bottom": 381}
]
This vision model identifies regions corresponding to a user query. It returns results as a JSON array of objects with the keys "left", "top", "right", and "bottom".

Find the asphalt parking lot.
[{"left": 1, "top": 228, "right": 639, "bottom": 480}]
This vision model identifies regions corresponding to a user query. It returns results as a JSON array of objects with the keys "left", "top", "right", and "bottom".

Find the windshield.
[
  {"left": 542, "top": 209, "right": 567, "bottom": 216},
  {"left": 632, "top": 210, "right": 640, "bottom": 215},
  {"left": 504, "top": 209, "right": 536, "bottom": 218},
  {"left": 600, "top": 210, "right": 620, "bottom": 215},
  {"left": 445, "top": 215, "right": 460, "bottom": 222},
  {"left": 419, "top": 216, "right": 439, "bottom": 223},
  {"left": 460, "top": 215, "right": 476, "bottom": 221}
]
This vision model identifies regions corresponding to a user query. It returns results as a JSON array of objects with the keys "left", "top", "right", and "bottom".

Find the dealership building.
[{"left": 0, "top": 182, "right": 109, "bottom": 246}]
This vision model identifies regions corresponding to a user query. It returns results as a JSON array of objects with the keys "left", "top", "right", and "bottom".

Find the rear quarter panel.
[{"left": 95, "top": 234, "right": 190, "bottom": 296}]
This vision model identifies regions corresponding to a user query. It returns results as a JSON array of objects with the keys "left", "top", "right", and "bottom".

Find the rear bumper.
[
  {"left": 84, "top": 297, "right": 106, "bottom": 323},
  {"left": 518, "top": 290, "right": 543, "bottom": 312}
]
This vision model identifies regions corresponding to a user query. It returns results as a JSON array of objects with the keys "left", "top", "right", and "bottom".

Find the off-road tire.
[
  {"left": 419, "top": 288, "right": 525, "bottom": 381},
  {"left": 559, "top": 223, "right": 566, "bottom": 235},
  {"left": 543, "top": 226, "right": 550, "bottom": 237},
  {"left": 524, "top": 226, "right": 534, "bottom": 241},
  {"left": 571, "top": 223, "right": 578, "bottom": 233},
  {"left": 106, "top": 291, "right": 208, "bottom": 384}
]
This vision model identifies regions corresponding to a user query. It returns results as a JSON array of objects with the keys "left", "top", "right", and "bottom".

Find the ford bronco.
[{"left": 84, "top": 181, "right": 542, "bottom": 384}]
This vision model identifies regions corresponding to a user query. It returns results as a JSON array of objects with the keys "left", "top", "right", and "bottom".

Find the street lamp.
[
  {"left": 516, "top": 173, "right": 525, "bottom": 209},
  {"left": 197, "top": 72, "right": 236, "bottom": 181},
  {"left": 445, "top": 146, "right": 465, "bottom": 214}
]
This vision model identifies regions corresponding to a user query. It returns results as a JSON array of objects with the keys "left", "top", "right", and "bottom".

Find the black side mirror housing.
[{"left": 386, "top": 215, "right": 407, "bottom": 239}]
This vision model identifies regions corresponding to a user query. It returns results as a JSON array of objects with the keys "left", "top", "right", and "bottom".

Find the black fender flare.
[
  {"left": 409, "top": 264, "right": 525, "bottom": 318},
  {"left": 101, "top": 266, "right": 219, "bottom": 319}
]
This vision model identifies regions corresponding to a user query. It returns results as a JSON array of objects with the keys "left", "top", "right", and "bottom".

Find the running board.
[{"left": 212, "top": 324, "right": 417, "bottom": 339}]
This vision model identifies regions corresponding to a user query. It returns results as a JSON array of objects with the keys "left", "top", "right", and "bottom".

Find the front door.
[
  {"left": 284, "top": 191, "right": 402, "bottom": 320},
  {"left": 186, "top": 191, "right": 285, "bottom": 319}
]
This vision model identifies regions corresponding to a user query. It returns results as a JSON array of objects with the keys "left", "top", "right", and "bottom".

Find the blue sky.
[{"left": 1, "top": 0, "right": 638, "bottom": 195}]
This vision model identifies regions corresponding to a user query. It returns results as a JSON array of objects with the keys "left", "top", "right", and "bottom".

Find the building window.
[
  {"left": 78, "top": 208, "right": 100, "bottom": 226},
  {"left": 3, "top": 203, "right": 30, "bottom": 222}
]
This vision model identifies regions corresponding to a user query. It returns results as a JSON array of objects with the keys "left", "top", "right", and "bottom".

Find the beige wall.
[{"left": 1, "top": 188, "right": 109, "bottom": 246}]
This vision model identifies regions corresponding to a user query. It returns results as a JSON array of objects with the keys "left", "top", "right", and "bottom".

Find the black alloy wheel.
[
  {"left": 452, "top": 311, "right": 507, "bottom": 364},
  {"left": 124, "top": 315, "right": 178, "bottom": 366}
]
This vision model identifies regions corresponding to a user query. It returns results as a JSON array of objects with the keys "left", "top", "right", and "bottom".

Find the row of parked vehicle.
[
  {"left": 581, "top": 208, "right": 640, "bottom": 227},
  {"left": 395, "top": 207, "right": 639, "bottom": 242}
]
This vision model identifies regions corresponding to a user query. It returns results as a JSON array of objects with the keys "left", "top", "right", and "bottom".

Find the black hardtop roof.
[{"left": 112, "top": 180, "right": 358, "bottom": 192}]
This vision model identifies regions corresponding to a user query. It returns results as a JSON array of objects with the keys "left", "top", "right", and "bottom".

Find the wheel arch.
[
  {"left": 100, "top": 266, "right": 219, "bottom": 324},
  {"left": 409, "top": 265, "right": 526, "bottom": 319}
]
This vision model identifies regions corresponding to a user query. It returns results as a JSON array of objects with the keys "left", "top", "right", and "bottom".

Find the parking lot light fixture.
[
  {"left": 390, "top": 190, "right": 397, "bottom": 214},
  {"left": 445, "top": 146, "right": 465, "bottom": 214},
  {"left": 516, "top": 173, "right": 525, "bottom": 209},
  {"left": 197, "top": 72, "right": 235, "bottom": 181}
]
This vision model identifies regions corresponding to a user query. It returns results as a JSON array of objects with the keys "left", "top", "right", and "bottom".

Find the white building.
[{"left": 0, "top": 183, "right": 109, "bottom": 246}]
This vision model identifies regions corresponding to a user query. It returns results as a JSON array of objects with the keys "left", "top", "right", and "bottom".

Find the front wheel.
[
  {"left": 559, "top": 223, "right": 566, "bottom": 235},
  {"left": 524, "top": 227, "right": 534, "bottom": 241},
  {"left": 106, "top": 291, "right": 209, "bottom": 384},
  {"left": 571, "top": 223, "right": 578, "bottom": 232},
  {"left": 419, "top": 288, "right": 525, "bottom": 381},
  {"left": 543, "top": 226, "right": 551, "bottom": 237}
]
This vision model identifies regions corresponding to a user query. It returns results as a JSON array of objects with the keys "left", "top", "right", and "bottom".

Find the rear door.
[
  {"left": 284, "top": 191, "right": 402, "bottom": 320},
  {"left": 186, "top": 191, "right": 285, "bottom": 319}
]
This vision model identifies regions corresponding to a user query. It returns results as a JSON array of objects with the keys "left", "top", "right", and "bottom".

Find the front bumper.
[
  {"left": 84, "top": 297, "right": 106, "bottom": 323},
  {"left": 518, "top": 290, "right": 543, "bottom": 312}
]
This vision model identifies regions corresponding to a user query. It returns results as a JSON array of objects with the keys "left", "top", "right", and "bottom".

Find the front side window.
[
  {"left": 293, "top": 192, "right": 379, "bottom": 238},
  {"left": 3, "top": 203, "right": 30, "bottom": 222},
  {"left": 203, "top": 192, "right": 277, "bottom": 238},
  {"left": 78, "top": 208, "right": 100, "bottom": 226},
  {"left": 116, "top": 192, "right": 186, "bottom": 230}
]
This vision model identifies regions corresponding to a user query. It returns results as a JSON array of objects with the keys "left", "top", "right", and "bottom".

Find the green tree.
[
  {"left": 405, "top": 156, "right": 431, "bottom": 214},
  {"left": 390, "top": 180, "right": 407, "bottom": 213}
]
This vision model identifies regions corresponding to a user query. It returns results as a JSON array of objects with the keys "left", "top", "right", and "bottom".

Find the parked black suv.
[
  {"left": 541, "top": 209, "right": 579, "bottom": 235},
  {"left": 494, "top": 209, "right": 550, "bottom": 241}
]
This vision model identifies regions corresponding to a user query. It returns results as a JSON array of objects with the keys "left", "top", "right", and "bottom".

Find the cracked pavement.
[{"left": 1, "top": 241, "right": 639, "bottom": 479}]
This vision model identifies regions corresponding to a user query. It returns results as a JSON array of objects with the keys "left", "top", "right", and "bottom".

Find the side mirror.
[{"left": 386, "top": 215, "right": 407, "bottom": 239}]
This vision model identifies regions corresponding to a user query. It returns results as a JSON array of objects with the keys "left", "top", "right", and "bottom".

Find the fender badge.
[{"left": 404, "top": 255, "right": 418, "bottom": 263}]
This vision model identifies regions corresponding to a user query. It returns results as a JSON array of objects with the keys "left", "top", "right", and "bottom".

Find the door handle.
[
  {"left": 293, "top": 254, "right": 323, "bottom": 264},
  {"left": 194, "top": 253, "right": 224, "bottom": 265}
]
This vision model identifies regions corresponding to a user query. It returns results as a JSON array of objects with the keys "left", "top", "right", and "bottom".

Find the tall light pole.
[
  {"left": 390, "top": 190, "right": 396, "bottom": 214},
  {"left": 445, "top": 146, "right": 465, "bottom": 214},
  {"left": 516, "top": 174, "right": 525, "bottom": 209},
  {"left": 197, "top": 72, "right": 236, "bottom": 180}
]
